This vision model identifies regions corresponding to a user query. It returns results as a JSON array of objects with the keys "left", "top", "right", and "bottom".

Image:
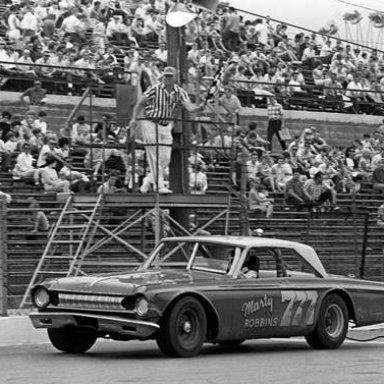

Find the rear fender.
[{"left": 315, "top": 289, "right": 356, "bottom": 324}]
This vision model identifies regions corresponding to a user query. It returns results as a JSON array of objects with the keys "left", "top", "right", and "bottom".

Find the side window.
[
  {"left": 278, "top": 247, "right": 319, "bottom": 277},
  {"left": 193, "top": 244, "right": 238, "bottom": 273},
  {"left": 242, "top": 247, "right": 283, "bottom": 278}
]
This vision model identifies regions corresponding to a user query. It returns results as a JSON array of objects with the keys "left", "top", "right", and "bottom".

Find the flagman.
[{"left": 130, "top": 66, "right": 203, "bottom": 194}]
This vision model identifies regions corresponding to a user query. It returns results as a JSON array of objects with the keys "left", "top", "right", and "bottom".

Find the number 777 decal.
[{"left": 280, "top": 291, "right": 319, "bottom": 327}]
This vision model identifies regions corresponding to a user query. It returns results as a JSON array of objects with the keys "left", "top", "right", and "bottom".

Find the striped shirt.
[
  {"left": 267, "top": 102, "right": 284, "bottom": 120},
  {"left": 143, "top": 83, "right": 190, "bottom": 126},
  {"left": 303, "top": 179, "right": 326, "bottom": 201}
]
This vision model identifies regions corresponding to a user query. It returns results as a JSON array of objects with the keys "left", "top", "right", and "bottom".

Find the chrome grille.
[{"left": 57, "top": 293, "right": 125, "bottom": 311}]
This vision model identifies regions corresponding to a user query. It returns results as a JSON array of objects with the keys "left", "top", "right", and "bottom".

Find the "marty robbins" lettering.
[{"left": 241, "top": 295, "right": 278, "bottom": 328}]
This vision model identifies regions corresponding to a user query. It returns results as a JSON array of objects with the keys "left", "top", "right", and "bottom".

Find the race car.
[{"left": 29, "top": 236, "right": 384, "bottom": 357}]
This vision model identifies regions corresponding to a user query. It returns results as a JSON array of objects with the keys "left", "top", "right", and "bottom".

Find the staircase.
[{"left": 19, "top": 193, "right": 103, "bottom": 309}]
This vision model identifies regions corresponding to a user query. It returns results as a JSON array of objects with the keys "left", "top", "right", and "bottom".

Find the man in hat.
[
  {"left": 130, "top": 66, "right": 203, "bottom": 194},
  {"left": 35, "top": 51, "right": 54, "bottom": 78}
]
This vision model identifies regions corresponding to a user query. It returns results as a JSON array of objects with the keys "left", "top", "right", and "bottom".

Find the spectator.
[
  {"left": 34, "top": 110, "right": 48, "bottom": 135},
  {"left": 288, "top": 71, "right": 307, "bottom": 98},
  {"left": 0, "top": 190, "right": 12, "bottom": 205},
  {"left": 97, "top": 170, "right": 126, "bottom": 193},
  {"left": 189, "top": 163, "right": 208, "bottom": 195},
  {"left": 36, "top": 135, "right": 56, "bottom": 167},
  {"left": 271, "top": 154, "right": 292, "bottom": 192},
  {"left": 231, "top": 151, "right": 248, "bottom": 191},
  {"left": 222, "top": 7, "right": 240, "bottom": 52},
  {"left": 20, "top": 80, "right": 47, "bottom": 107},
  {"left": 246, "top": 151, "right": 261, "bottom": 181},
  {"left": 303, "top": 171, "right": 339, "bottom": 211},
  {"left": 377, "top": 202, "right": 384, "bottom": 226},
  {"left": 12, "top": 142, "right": 40, "bottom": 184},
  {"left": 154, "top": 41, "right": 167, "bottom": 64},
  {"left": 3, "top": 131, "right": 18, "bottom": 154},
  {"left": 16, "top": 49, "right": 37, "bottom": 78},
  {"left": 6, "top": 6, "right": 22, "bottom": 43},
  {"left": 217, "top": 85, "right": 242, "bottom": 122},
  {"left": 84, "top": 135, "right": 127, "bottom": 177},
  {"left": 372, "top": 147, "right": 384, "bottom": 169},
  {"left": 20, "top": 5, "right": 39, "bottom": 39},
  {"left": 40, "top": 155, "right": 71, "bottom": 193},
  {"left": 35, "top": 51, "right": 54, "bottom": 79},
  {"left": 266, "top": 95, "right": 286, "bottom": 151},
  {"left": 358, "top": 149, "right": 373, "bottom": 180},
  {"left": 0, "top": 133, "right": 12, "bottom": 172},
  {"left": 27, "top": 197, "right": 50, "bottom": 234},
  {"left": 59, "top": 165, "right": 92, "bottom": 193},
  {"left": 70, "top": 115, "right": 91, "bottom": 145},
  {"left": 372, "top": 158, "right": 384, "bottom": 194},
  {"left": 285, "top": 170, "right": 312, "bottom": 211},
  {"left": 94, "top": 113, "right": 115, "bottom": 138},
  {"left": 248, "top": 182, "right": 274, "bottom": 218},
  {"left": 0, "top": 111, "right": 12, "bottom": 141}
]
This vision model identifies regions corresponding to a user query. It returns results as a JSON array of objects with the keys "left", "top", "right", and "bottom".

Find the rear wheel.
[
  {"left": 48, "top": 328, "right": 97, "bottom": 353},
  {"left": 156, "top": 297, "right": 207, "bottom": 357},
  {"left": 305, "top": 294, "right": 348, "bottom": 349}
]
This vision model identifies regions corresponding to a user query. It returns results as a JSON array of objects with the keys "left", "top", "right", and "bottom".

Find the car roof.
[{"left": 161, "top": 236, "right": 327, "bottom": 277}]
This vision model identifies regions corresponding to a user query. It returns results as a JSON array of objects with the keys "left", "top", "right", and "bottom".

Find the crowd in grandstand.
[
  {"left": 222, "top": 120, "right": 384, "bottom": 216},
  {"left": 2, "top": 102, "right": 384, "bottom": 218},
  {"left": 1, "top": 1, "right": 384, "bottom": 220},
  {"left": 1, "top": 0, "right": 384, "bottom": 113}
]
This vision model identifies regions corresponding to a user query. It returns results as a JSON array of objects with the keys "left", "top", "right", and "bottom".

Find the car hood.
[{"left": 45, "top": 269, "right": 226, "bottom": 295}]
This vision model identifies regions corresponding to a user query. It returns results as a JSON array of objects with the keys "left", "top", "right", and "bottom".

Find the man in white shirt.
[
  {"left": 19, "top": 5, "right": 40, "bottom": 38},
  {"left": 16, "top": 49, "right": 37, "bottom": 77},
  {"left": 154, "top": 42, "right": 167, "bottom": 64},
  {"left": 254, "top": 18, "right": 269, "bottom": 47},
  {"left": 35, "top": 51, "right": 54, "bottom": 78}
]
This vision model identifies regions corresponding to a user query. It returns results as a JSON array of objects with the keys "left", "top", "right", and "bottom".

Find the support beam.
[{"left": 167, "top": 21, "right": 192, "bottom": 231}]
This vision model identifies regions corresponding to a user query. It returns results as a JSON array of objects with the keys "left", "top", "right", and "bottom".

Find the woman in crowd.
[{"left": 40, "top": 155, "right": 71, "bottom": 193}]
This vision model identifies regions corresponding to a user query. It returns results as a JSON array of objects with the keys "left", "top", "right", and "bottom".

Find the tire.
[
  {"left": 48, "top": 328, "right": 97, "bottom": 353},
  {"left": 305, "top": 294, "right": 348, "bottom": 350},
  {"left": 218, "top": 339, "right": 245, "bottom": 347},
  {"left": 156, "top": 297, "right": 207, "bottom": 357}
]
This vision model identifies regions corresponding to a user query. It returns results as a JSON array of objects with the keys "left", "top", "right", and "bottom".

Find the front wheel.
[
  {"left": 305, "top": 294, "right": 348, "bottom": 349},
  {"left": 156, "top": 297, "right": 207, "bottom": 357},
  {"left": 48, "top": 328, "right": 97, "bottom": 353}
]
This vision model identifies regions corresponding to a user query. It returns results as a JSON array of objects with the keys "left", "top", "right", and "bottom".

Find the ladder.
[{"left": 19, "top": 193, "right": 103, "bottom": 309}]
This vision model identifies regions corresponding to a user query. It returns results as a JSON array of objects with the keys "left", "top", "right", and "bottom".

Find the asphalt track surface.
[{"left": 1, "top": 316, "right": 384, "bottom": 384}]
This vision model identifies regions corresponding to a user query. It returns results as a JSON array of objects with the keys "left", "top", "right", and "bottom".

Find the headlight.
[
  {"left": 32, "top": 286, "right": 50, "bottom": 309},
  {"left": 134, "top": 296, "right": 149, "bottom": 316}
]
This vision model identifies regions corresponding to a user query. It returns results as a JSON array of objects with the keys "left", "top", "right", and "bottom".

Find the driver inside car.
[{"left": 240, "top": 254, "right": 260, "bottom": 279}]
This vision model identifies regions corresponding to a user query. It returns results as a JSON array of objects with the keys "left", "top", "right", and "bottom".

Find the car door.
[{"left": 228, "top": 246, "right": 319, "bottom": 340}]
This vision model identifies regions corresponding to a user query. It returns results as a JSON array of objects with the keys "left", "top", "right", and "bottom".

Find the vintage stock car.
[{"left": 29, "top": 236, "right": 384, "bottom": 357}]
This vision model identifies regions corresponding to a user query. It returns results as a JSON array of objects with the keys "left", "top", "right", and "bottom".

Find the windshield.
[{"left": 146, "top": 240, "right": 242, "bottom": 275}]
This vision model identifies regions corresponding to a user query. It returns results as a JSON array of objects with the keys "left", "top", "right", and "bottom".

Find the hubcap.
[
  {"left": 182, "top": 320, "right": 192, "bottom": 334},
  {"left": 325, "top": 304, "right": 344, "bottom": 338}
]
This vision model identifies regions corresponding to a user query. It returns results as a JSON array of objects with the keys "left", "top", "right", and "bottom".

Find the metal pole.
[
  {"left": 155, "top": 121, "right": 160, "bottom": 245},
  {"left": 359, "top": 213, "right": 369, "bottom": 279},
  {"left": 0, "top": 196, "right": 8, "bottom": 315}
]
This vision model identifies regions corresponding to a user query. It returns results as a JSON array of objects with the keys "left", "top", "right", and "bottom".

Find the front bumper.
[{"left": 29, "top": 312, "right": 160, "bottom": 339}]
